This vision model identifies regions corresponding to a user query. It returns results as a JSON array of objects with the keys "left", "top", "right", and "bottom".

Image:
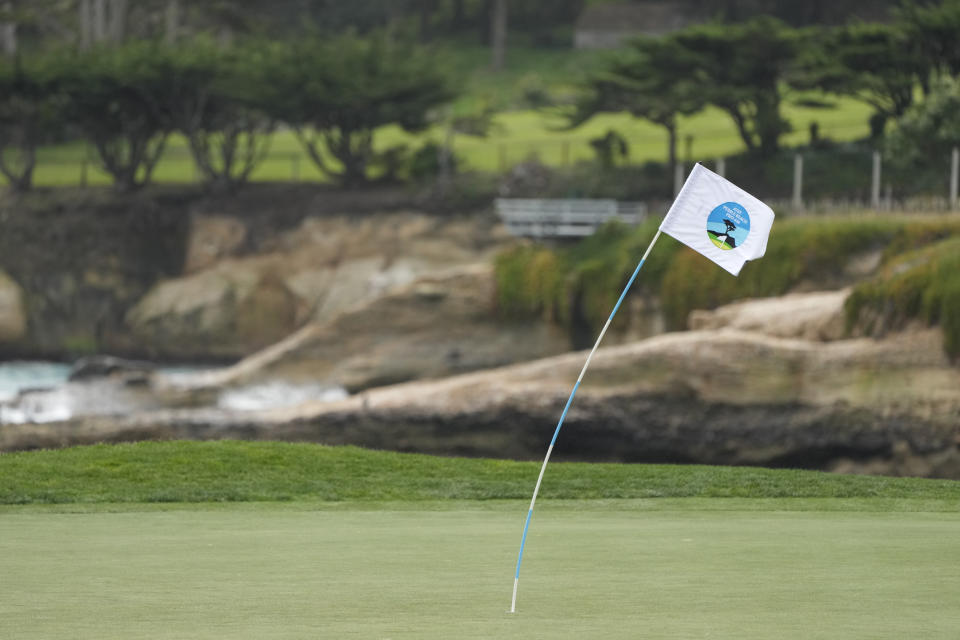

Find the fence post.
[
  {"left": 950, "top": 147, "right": 958, "bottom": 211},
  {"left": 792, "top": 153, "right": 804, "bottom": 212},
  {"left": 291, "top": 154, "right": 300, "bottom": 182},
  {"left": 673, "top": 162, "right": 684, "bottom": 197},
  {"left": 871, "top": 151, "right": 882, "bottom": 210},
  {"left": 715, "top": 157, "right": 725, "bottom": 178}
]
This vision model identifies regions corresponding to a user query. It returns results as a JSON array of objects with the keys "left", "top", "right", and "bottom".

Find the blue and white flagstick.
[{"left": 510, "top": 229, "right": 663, "bottom": 614}]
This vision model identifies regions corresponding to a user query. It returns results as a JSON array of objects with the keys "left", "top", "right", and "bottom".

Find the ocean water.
[
  {"left": 0, "top": 361, "right": 71, "bottom": 403},
  {"left": 0, "top": 360, "right": 348, "bottom": 424},
  {"left": 217, "top": 381, "right": 348, "bottom": 411}
]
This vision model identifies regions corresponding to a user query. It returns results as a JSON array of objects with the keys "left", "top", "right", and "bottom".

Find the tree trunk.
[
  {"left": 165, "top": 0, "right": 179, "bottom": 44},
  {"left": 727, "top": 106, "right": 756, "bottom": 153},
  {"left": 79, "top": 0, "right": 92, "bottom": 50},
  {"left": 109, "top": 0, "right": 127, "bottom": 43},
  {"left": 452, "top": 0, "right": 465, "bottom": 29},
  {"left": 666, "top": 120, "right": 677, "bottom": 179},
  {"left": 93, "top": 0, "right": 107, "bottom": 43},
  {"left": 218, "top": 26, "right": 233, "bottom": 48},
  {"left": 418, "top": 2, "right": 431, "bottom": 42},
  {"left": 1, "top": 2, "right": 16, "bottom": 58},
  {"left": 0, "top": 141, "right": 35, "bottom": 193},
  {"left": 490, "top": 0, "right": 507, "bottom": 71}
]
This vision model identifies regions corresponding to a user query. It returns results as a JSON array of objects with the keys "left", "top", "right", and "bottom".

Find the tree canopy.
[
  {"left": 897, "top": 0, "right": 960, "bottom": 88},
  {"left": 571, "top": 35, "right": 705, "bottom": 172},
  {"left": 260, "top": 33, "right": 457, "bottom": 186},
  {"left": 670, "top": 17, "right": 804, "bottom": 157},
  {"left": 886, "top": 77, "right": 960, "bottom": 169},
  {"left": 50, "top": 41, "right": 172, "bottom": 191},
  {"left": 798, "top": 22, "right": 925, "bottom": 136},
  {"left": 149, "top": 39, "right": 275, "bottom": 192},
  {"left": 0, "top": 55, "right": 65, "bottom": 191}
]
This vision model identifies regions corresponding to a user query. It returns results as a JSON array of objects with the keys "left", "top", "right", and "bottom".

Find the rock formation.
[{"left": 126, "top": 211, "right": 513, "bottom": 359}]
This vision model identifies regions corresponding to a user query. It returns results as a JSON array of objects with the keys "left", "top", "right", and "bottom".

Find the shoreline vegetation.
[{"left": 494, "top": 215, "right": 960, "bottom": 357}]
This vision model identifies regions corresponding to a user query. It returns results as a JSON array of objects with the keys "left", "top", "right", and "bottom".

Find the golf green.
[{"left": 1, "top": 502, "right": 957, "bottom": 639}]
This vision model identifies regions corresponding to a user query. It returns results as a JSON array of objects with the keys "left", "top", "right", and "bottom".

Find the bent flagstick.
[
  {"left": 509, "top": 229, "right": 661, "bottom": 614},
  {"left": 510, "top": 163, "right": 774, "bottom": 613}
]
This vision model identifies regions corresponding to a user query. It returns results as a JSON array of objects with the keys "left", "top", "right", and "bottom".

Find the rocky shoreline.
[{"left": 4, "top": 324, "right": 958, "bottom": 478}]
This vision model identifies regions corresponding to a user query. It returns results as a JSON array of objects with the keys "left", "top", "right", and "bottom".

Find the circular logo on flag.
[{"left": 706, "top": 202, "right": 750, "bottom": 251}]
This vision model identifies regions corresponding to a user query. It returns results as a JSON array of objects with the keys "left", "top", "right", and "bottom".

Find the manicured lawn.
[
  {"left": 1, "top": 503, "right": 958, "bottom": 639},
  {"left": 1, "top": 443, "right": 958, "bottom": 638}
]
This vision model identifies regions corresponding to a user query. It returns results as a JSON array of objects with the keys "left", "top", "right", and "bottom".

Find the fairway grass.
[
  {"left": 2, "top": 443, "right": 958, "bottom": 638},
  {"left": 2, "top": 505, "right": 959, "bottom": 639}
]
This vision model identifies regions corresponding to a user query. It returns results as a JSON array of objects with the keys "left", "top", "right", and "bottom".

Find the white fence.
[
  {"left": 703, "top": 148, "right": 960, "bottom": 213},
  {"left": 495, "top": 198, "right": 647, "bottom": 238}
]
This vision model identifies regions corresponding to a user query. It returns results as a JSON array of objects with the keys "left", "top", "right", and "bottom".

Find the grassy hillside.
[{"left": 2, "top": 441, "right": 959, "bottom": 505}]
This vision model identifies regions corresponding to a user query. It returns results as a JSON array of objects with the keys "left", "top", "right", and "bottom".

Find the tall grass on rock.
[
  {"left": 494, "top": 216, "right": 960, "bottom": 345},
  {"left": 846, "top": 236, "right": 960, "bottom": 359},
  {"left": 494, "top": 220, "right": 678, "bottom": 335}
]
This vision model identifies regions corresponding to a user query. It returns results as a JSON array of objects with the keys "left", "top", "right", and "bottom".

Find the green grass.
[
  {"left": 3, "top": 441, "right": 960, "bottom": 505},
  {"left": 2, "top": 504, "right": 959, "bottom": 638},
  {"left": 1, "top": 442, "right": 959, "bottom": 638}
]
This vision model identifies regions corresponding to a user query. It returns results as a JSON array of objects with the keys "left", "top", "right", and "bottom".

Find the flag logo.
[{"left": 706, "top": 202, "right": 750, "bottom": 251}]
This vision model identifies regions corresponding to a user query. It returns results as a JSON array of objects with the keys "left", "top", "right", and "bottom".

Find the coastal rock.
[
  {"left": 125, "top": 211, "right": 510, "bottom": 359},
  {"left": 68, "top": 355, "right": 157, "bottom": 383},
  {"left": 183, "top": 215, "right": 248, "bottom": 273},
  {"left": 688, "top": 289, "right": 848, "bottom": 341},
  {"left": 160, "top": 263, "right": 571, "bottom": 393},
  {"left": 125, "top": 261, "right": 304, "bottom": 359}
]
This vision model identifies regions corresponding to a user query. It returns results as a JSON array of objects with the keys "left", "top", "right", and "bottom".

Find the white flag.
[{"left": 659, "top": 163, "right": 775, "bottom": 276}]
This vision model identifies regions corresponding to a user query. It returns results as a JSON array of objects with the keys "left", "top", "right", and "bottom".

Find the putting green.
[{"left": 1, "top": 502, "right": 958, "bottom": 639}]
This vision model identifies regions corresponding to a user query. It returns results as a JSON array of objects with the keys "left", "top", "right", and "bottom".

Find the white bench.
[{"left": 495, "top": 198, "right": 647, "bottom": 238}]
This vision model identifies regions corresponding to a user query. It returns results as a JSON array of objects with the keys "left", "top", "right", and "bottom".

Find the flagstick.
[{"left": 510, "top": 229, "right": 663, "bottom": 614}]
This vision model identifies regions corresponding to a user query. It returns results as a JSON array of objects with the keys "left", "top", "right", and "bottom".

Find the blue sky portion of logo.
[{"left": 706, "top": 202, "right": 751, "bottom": 250}]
